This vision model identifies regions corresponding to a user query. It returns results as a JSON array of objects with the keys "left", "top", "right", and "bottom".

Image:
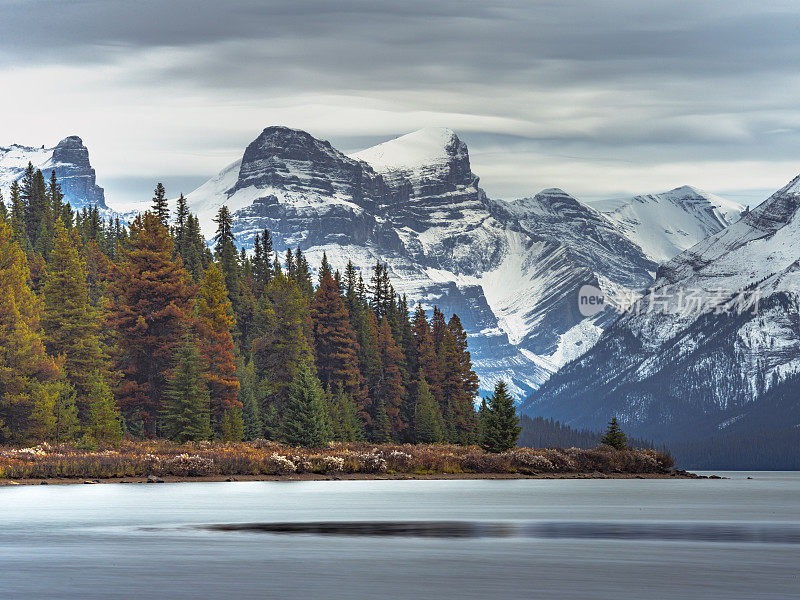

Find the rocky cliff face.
[
  {"left": 187, "top": 126, "right": 665, "bottom": 396},
  {"left": 0, "top": 136, "right": 107, "bottom": 212},
  {"left": 523, "top": 175, "right": 800, "bottom": 443}
]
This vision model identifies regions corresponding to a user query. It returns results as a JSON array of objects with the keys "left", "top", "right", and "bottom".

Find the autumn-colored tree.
[
  {"left": 441, "top": 315, "right": 480, "bottom": 444},
  {"left": 107, "top": 212, "right": 195, "bottom": 436},
  {"left": 376, "top": 316, "right": 406, "bottom": 439},
  {"left": 41, "top": 221, "right": 110, "bottom": 411},
  {"left": 195, "top": 263, "right": 240, "bottom": 434},
  {"left": 0, "top": 220, "right": 60, "bottom": 440},
  {"left": 412, "top": 305, "right": 443, "bottom": 418},
  {"left": 311, "top": 270, "right": 368, "bottom": 421}
]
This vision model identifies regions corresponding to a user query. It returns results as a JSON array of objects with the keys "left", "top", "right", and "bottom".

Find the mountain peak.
[
  {"left": 55, "top": 135, "right": 85, "bottom": 148},
  {"left": 350, "top": 127, "right": 464, "bottom": 173}
]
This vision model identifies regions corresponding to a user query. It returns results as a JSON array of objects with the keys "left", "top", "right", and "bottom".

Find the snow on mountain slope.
[
  {"left": 524, "top": 174, "right": 800, "bottom": 443},
  {"left": 187, "top": 126, "right": 669, "bottom": 396},
  {"left": 0, "top": 136, "right": 108, "bottom": 214},
  {"left": 602, "top": 185, "right": 745, "bottom": 264}
]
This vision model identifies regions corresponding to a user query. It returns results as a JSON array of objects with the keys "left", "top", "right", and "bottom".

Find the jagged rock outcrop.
[{"left": 0, "top": 136, "right": 107, "bottom": 212}]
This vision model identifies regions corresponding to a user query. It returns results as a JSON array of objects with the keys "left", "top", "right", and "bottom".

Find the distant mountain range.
[{"left": 523, "top": 172, "right": 800, "bottom": 459}]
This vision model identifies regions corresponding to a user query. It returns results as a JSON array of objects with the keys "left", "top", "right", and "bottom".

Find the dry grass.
[{"left": 0, "top": 440, "right": 675, "bottom": 480}]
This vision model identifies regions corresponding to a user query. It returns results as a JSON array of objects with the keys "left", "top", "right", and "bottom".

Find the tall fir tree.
[
  {"left": 85, "top": 371, "right": 123, "bottom": 441},
  {"left": 213, "top": 205, "right": 239, "bottom": 307},
  {"left": 161, "top": 332, "right": 212, "bottom": 442},
  {"left": 152, "top": 182, "right": 169, "bottom": 225},
  {"left": 310, "top": 270, "right": 367, "bottom": 423},
  {"left": 480, "top": 380, "right": 520, "bottom": 453},
  {"left": 413, "top": 376, "right": 444, "bottom": 443},
  {"left": 0, "top": 220, "right": 60, "bottom": 441},
  {"left": 107, "top": 212, "right": 195, "bottom": 436},
  {"left": 251, "top": 272, "right": 314, "bottom": 430},
  {"left": 41, "top": 221, "right": 110, "bottom": 412},
  {"left": 279, "top": 361, "right": 331, "bottom": 447}
]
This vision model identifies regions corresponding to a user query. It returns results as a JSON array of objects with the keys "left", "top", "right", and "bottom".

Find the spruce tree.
[
  {"left": 600, "top": 418, "right": 628, "bottom": 450},
  {"left": 152, "top": 182, "right": 169, "bottom": 225},
  {"left": 311, "top": 270, "right": 367, "bottom": 421},
  {"left": 279, "top": 361, "right": 331, "bottom": 447},
  {"left": 0, "top": 220, "right": 60, "bottom": 441},
  {"left": 326, "top": 385, "right": 364, "bottom": 441},
  {"left": 32, "top": 380, "right": 79, "bottom": 443},
  {"left": 220, "top": 406, "right": 244, "bottom": 442},
  {"left": 481, "top": 380, "right": 520, "bottom": 453},
  {"left": 238, "top": 360, "right": 263, "bottom": 440},
  {"left": 85, "top": 371, "right": 123, "bottom": 441},
  {"left": 41, "top": 220, "right": 109, "bottom": 409},
  {"left": 162, "top": 332, "right": 212, "bottom": 442},
  {"left": 213, "top": 205, "right": 238, "bottom": 306},
  {"left": 251, "top": 272, "right": 314, "bottom": 425},
  {"left": 414, "top": 376, "right": 443, "bottom": 443}
]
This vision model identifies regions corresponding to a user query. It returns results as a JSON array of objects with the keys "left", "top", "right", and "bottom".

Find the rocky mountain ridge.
[{"left": 185, "top": 126, "right": 742, "bottom": 396}]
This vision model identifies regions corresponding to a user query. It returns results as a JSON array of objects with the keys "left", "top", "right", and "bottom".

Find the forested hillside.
[{"left": 0, "top": 166, "right": 483, "bottom": 446}]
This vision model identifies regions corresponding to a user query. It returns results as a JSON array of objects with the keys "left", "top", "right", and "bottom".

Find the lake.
[{"left": 2, "top": 472, "right": 799, "bottom": 599}]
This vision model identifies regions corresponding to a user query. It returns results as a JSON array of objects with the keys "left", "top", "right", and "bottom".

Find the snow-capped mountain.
[
  {"left": 523, "top": 174, "right": 800, "bottom": 443},
  {"left": 0, "top": 136, "right": 109, "bottom": 214},
  {"left": 600, "top": 186, "right": 745, "bottom": 264},
  {"left": 187, "top": 126, "right": 668, "bottom": 396}
]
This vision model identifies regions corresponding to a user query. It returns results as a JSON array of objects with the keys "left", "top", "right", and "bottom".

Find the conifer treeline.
[{"left": 0, "top": 170, "right": 485, "bottom": 446}]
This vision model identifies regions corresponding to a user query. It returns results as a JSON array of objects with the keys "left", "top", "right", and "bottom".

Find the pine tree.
[
  {"left": 251, "top": 272, "right": 314, "bottom": 427},
  {"left": 85, "top": 371, "right": 123, "bottom": 441},
  {"left": 9, "top": 180, "right": 30, "bottom": 251},
  {"left": 0, "top": 220, "right": 60, "bottom": 441},
  {"left": 441, "top": 315, "right": 480, "bottom": 444},
  {"left": 107, "top": 212, "right": 195, "bottom": 435},
  {"left": 220, "top": 406, "right": 244, "bottom": 442},
  {"left": 152, "top": 182, "right": 169, "bottom": 225},
  {"left": 295, "top": 248, "right": 314, "bottom": 297},
  {"left": 413, "top": 305, "right": 443, "bottom": 425},
  {"left": 41, "top": 220, "right": 110, "bottom": 410},
  {"left": 326, "top": 385, "right": 364, "bottom": 441},
  {"left": 48, "top": 171, "right": 64, "bottom": 220},
  {"left": 311, "top": 271, "right": 367, "bottom": 421},
  {"left": 238, "top": 359, "right": 262, "bottom": 440},
  {"left": 162, "top": 332, "right": 212, "bottom": 442},
  {"left": 280, "top": 361, "right": 331, "bottom": 447},
  {"left": 213, "top": 206, "right": 238, "bottom": 307},
  {"left": 174, "top": 193, "right": 189, "bottom": 247},
  {"left": 600, "top": 417, "right": 628, "bottom": 450},
  {"left": 481, "top": 380, "right": 520, "bottom": 453},
  {"left": 195, "top": 263, "right": 240, "bottom": 434},
  {"left": 414, "top": 376, "right": 443, "bottom": 443},
  {"left": 31, "top": 379, "right": 79, "bottom": 443}
]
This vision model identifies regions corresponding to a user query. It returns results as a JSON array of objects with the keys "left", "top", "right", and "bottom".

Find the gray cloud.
[{"left": 2, "top": 0, "right": 800, "bottom": 208}]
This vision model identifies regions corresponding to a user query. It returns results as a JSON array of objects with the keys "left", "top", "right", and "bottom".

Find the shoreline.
[{"left": 1, "top": 470, "right": 708, "bottom": 486}]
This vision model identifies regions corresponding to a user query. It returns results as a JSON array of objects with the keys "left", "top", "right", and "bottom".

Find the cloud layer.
[{"left": 2, "top": 0, "right": 799, "bottom": 207}]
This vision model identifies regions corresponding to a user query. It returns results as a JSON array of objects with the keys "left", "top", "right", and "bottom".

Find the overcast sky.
[{"left": 2, "top": 0, "right": 800, "bottom": 209}]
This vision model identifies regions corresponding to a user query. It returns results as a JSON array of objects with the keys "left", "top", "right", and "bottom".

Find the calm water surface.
[{"left": 2, "top": 472, "right": 799, "bottom": 599}]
